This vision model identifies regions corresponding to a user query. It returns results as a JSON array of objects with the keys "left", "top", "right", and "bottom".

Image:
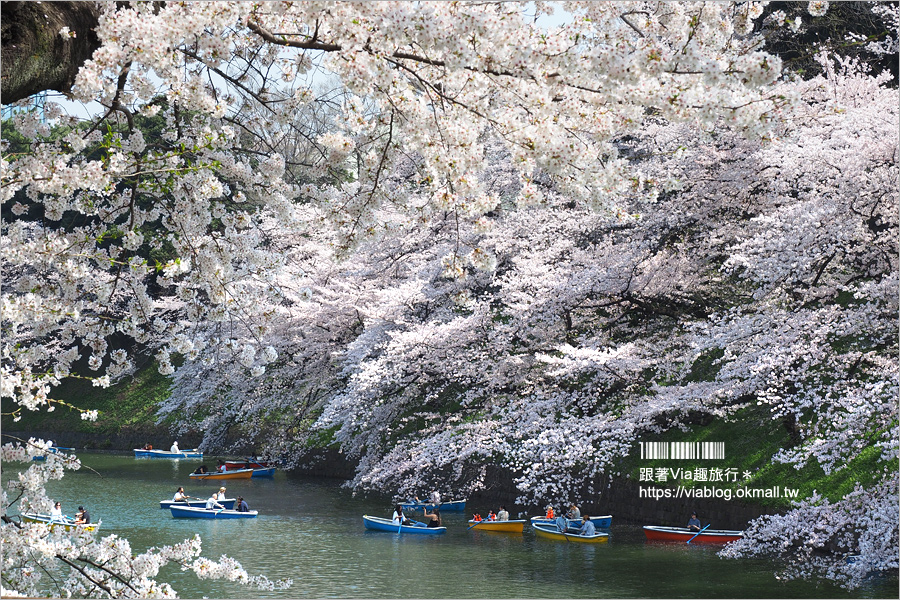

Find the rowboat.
[
  {"left": 169, "top": 505, "right": 258, "bottom": 519},
  {"left": 399, "top": 499, "right": 466, "bottom": 512},
  {"left": 642, "top": 525, "right": 744, "bottom": 544},
  {"left": 133, "top": 448, "right": 203, "bottom": 459},
  {"left": 31, "top": 446, "right": 75, "bottom": 461},
  {"left": 531, "top": 514, "right": 613, "bottom": 529},
  {"left": 467, "top": 519, "right": 527, "bottom": 533},
  {"left": 224, "top": 459, "right": 275, "bottom": 469},
  {"left": 251, "top": 467, "right": 275, "bottom": 478},
  {"left": 363, "top": 515, "right": 446, "bottom": 534},
  {"left": 532, "top": 522, "right": 609, "bottom": 543},
  {"left": 21, "top": 513, "right": 101, "bottom": 532},
  {"left": 189, "top": 468, "right": 253, "bottom": 480},
  {"left": 160, "top": 498, "right": 236, "bottom": 510}
]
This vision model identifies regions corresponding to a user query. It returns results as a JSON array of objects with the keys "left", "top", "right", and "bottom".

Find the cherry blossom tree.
[{"left": 2, "top": 0, "right": 896, "bottom": 595}]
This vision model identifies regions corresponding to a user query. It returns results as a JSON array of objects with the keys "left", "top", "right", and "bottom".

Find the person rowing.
[
  {"left": 173, "top": 487, "right": 194, "bottom": 503},
  {"left": 205, "top": 493, "right": 226, "bottom": 511},
  {"left": 555, "top": 513, "right": 569, "bottom": 533},
  {"left": 391, "top": 504, "right": 412, "bottom": 526}
]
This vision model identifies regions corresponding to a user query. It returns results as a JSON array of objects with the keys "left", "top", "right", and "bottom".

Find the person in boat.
[
  {"left": 578, "top": 514, "right": 596, "bottom": 536},
  {"left": 567, "top": 503, "right": 581, "bottom": 519},
  {"left": 429, "top": 490, "right": 441, "bottom": 506},
  {"left": 173, "top": 487, "right": 194, "bottom": 502},
  {"left": 423, "top": 507, "right": 442, "bottom": 528},
  {"left": 74, "top": 506, "right": 90, "bottom": 525},
  {"left": 216, "top": 460, "right": 226, "bottom": 472},
  {"left": 193, "top": 465, "right": 208, "bottom": 474},
  {"left": 545, "top": 505, "right": 555, "bottom": 519},
  {"left": 487, "top": 510, "right": 496, "bottom": 521},
  {"left": 391, "top": 504, "right": 411, "bottom": 526},
  {"left": 49, "top": 501, "right": 64, "bottom": 522},
  {"left": 142, "top": 443, "right": 153, "bottom": 450},
  {"left": 555, "top": 513, "right": 569, "bottom": 533},
  {"left": 206, "top": 493, "right": 226, "bottom": 511},
  {"left": 170, "top": 441, "right": 180, "bottom": 453},
  {"left": 497, "top": 506, "right": 509, "bottom": 521},
  {"left": 216, "top": 487, "right": 227, "bottom": 501},
  {"left": 688, "top": 511, "right": 702, "bottom": 531},
  {"left": 236, "top": 497, "right": 250, "bottom": 512}
]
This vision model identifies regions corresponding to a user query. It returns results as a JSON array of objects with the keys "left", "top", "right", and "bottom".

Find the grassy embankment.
[{"left": 1, "top": 362, "right": 174, "bottom": 445}]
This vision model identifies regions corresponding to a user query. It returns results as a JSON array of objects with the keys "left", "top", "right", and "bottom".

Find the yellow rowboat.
[
  {"left": 467, "top": 519, "right": 527, "bottom": 533},
  {"left": 532, "top": 522, "right": 608, "bottom": 543},
  {"left": 21, "top": 513, "right": 101, "bottom": 532}
]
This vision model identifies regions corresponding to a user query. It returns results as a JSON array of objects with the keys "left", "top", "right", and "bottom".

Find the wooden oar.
[{"left": 686, "top": 523, "right": 710, "bottom": 544}]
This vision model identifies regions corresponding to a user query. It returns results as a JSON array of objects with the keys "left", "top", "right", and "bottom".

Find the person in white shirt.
[
  {"left": 429, "top": 490, "right": 441, "bottom": 505},
  {"left": 49, "top": 501, "right": 64, "bottom": 522},
  {"left": 206, "top": 494, "right": 225, "bottom": 511},
  {"left": 497, "top": 506, "right": 509, "bottom": 521},
  {"left": 170, "top": 441, "right": 180, "bottom": 453},
  {"left": 391, "top": 504, "right": 408, "bottom": 525},
  {"left": 173, "top": 487, "right": 192, "bottom": 502},
  {"left": 216, "top": 487, "right": 227, "bottom": 501}
]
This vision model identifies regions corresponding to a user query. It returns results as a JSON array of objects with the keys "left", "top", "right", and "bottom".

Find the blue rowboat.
[
  {"left": 169, "top": 505, "right": 257, "bottom": 519},
  {"left": 532, "top": 522, "right": 609, "bottom": 543},
  {"left": 531, "top": 514, "right": 613, "bottom": 529},
  {"left": 399, "top": 499, "right": 466, "bottom": 512},
  {"left": 31, "top": 446, "right": 75, "bottom": 461},
  {"left": 251, "top": 467, "right": 275, "bottom": 478},
  {"left": 363, "top": 515, "right": 446, "bottom": 534},
  {"left": 134, "top": 448, "right": 203, "bottom": 459},
  {"left": 160, "top": 498, "right": 236, "bottom": 510}
]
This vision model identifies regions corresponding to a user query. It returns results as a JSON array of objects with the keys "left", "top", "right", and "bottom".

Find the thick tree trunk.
[{"left": 1, "top": 1, "right": 101, "bottom": 104}]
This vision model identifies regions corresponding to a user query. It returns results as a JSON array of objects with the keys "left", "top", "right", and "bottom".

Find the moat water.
[{"left": 6, "top": 452, "right": 896, "bottom": 598}]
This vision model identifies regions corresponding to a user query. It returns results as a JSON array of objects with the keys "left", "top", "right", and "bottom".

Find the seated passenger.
[
  {"left": 579, "top": 515, "right": 596, "bottom": 536},
  {"left": 423, "top": 507, "right": 442, "bottom": 528}
]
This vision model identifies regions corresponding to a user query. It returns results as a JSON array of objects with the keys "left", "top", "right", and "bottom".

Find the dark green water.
[{"left": 7, "top": 453, "right": 896, "bottom": 598}]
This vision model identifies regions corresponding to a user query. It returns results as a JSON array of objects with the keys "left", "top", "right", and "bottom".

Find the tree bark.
[{"left": 1, "top": 1, "right": 101, "bottom": 104}]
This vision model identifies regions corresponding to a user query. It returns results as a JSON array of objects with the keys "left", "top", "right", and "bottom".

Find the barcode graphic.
[{"left": 640, "top": 442, "right": 725, "bottom": 460}]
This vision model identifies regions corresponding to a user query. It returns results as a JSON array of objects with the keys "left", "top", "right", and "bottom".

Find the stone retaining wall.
[{"left": 3, "top": 429, "right": 203, "bottom": 452}]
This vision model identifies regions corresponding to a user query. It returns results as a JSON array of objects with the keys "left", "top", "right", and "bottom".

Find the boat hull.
[
  {"left": 531, "top": 515, "right": 612, "bottom": 529},
  {"left": 134, "top": 449, "right": 203, "bottom": 459},
  {"left": 224, "top": 459, "right": 275, "bottom": 469},
  {"left": 399, "top": 499, "right": 466, "bottom": 512},
  {"left": 467, "top": 519, "right": 526, "bottom": 533},
  {"left": 169, "top": 506, "right": 258, "bottom": 519},
  {"left": 642, "top": 526, "right": 744, "bottom": 544},
  {"left": 251, "top": 467, "right": 275, "bottom": 477},
  {"left": 363, "top": 515, "right": 446, "bottom": 534},
  {"left": 189, "top": 468, "right": 253, "bottom": 480},
  {"left": 21, "top": 513, "right": 100, "bottom": 532},
  {"left": 532, "top": 522, "right": 608, "bottom": 543},
  {"left": 160, "top": 498, "right": 236, "bottom": 510}
]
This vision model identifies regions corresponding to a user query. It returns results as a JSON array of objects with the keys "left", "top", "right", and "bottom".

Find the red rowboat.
[
  {"left": 223, "top": 459, "right": 275, "bottom": 469},
  {"left": 189, "top": 468, "right": 253, "bottom": 480},
  {"left": 642, "top": 525, "right": 743, "bottom": 544}
]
